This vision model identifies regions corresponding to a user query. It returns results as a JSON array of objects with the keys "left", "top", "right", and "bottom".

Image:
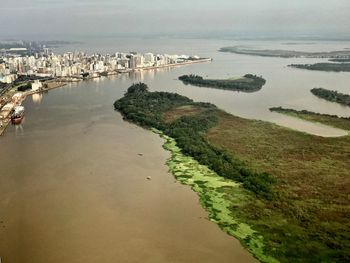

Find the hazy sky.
[{"left": 1, "top": 0, "right": 350, "bottom": 39}]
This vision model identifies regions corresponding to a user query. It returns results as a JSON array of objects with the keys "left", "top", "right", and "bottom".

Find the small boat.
[{"left": 11, "top": 106, "right": 25, "bottom": 125}]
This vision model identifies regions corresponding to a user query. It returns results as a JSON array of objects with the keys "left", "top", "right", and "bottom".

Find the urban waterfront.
[{"left": 1, "top": 38, "right": 350, "bottom": 262}]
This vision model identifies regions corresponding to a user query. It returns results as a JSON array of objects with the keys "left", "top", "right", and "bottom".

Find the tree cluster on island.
[{"left": 178, "top": 74, "right": 266, "bottom": 92}]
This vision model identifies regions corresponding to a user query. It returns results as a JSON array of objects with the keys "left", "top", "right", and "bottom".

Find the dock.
[{"left": 0, "top": 80, "right": 67, "bottom": 136}]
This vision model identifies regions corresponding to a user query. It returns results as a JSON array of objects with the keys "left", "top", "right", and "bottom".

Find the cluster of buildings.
[{"left": 0, "top": 50, "right": 201, "bottom": 83}]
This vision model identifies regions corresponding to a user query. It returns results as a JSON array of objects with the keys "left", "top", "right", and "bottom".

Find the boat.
[{"left": 10, "top": 105, "right": 25, "bottom": 125}]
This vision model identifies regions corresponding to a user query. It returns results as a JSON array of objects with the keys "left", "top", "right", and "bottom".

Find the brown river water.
[
  {"left": 0, "top": 78, "right": 256, "bottom": 262},
  {"left": 1, "top": 38, "right": 350, "bottom": 262}
]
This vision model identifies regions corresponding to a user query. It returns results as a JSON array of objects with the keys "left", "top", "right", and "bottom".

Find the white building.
[{"left": 31, "top": 80, "right": 43, "bottom": 91}]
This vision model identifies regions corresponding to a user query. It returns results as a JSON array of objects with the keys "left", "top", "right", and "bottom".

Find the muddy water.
[{"left": 0, "top": 79, "right": 256, "bottom": 262}]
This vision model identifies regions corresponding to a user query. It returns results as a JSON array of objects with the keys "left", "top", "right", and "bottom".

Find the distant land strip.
[
  {"left": 219, "top": 46, "right": 350, "bottom": 58},
  {"left": 289, "top": 62, "right": 350, "bottom": 72}
]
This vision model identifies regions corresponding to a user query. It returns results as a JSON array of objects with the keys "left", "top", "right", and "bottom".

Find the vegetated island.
[
  {"left": 289, "top": 63, "right": 350, "bottom": 72},
  {"left": 219, "top": 46, "right": 350, "bottom": 58},
  {"left": 270, "top": 106, "right": 350, "bottom": 131},
  {"left": 311, "top": 88, "right": 350, "bottom": 106},
  {"left": 114, "top": 83, "right": 350, "bottom": 263},
  {"left": 178, "top": 74, "right": 266, "bottom": 92}
]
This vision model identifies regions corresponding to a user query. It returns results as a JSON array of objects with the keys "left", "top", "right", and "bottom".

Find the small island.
[
  {"left": 114, "top": 83, "right": 350, "bottom": 263},
  {"left": 270, "top": 106, "right": 350, "bottom": 131},
  {"left": 178, "top": 74, "right": 266, "bottom": 92},
  {"left": 311, "top": 88, "right": 350, "bottom": 106},
  {"left": 289, "top": 63, "right": 350, "bottom": 72}
]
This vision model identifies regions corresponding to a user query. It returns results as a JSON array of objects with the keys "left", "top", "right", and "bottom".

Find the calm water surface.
[{"left": 1, "top": 38, "right": 350, "bottom": 262}]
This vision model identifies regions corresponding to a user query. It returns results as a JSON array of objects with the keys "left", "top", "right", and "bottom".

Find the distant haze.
[{"left": 1, "top": 0, "right": 350, "bottom": 40}]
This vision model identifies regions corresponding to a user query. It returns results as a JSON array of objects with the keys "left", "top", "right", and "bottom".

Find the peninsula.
[
  {"left": 179, "top": 74, "right": 266, "bottom": 92},
  {"left": 114, "top": 83, "right": 350, "bottom": 263},
  {"left": 311, "top": 88, "right": 350, "bottom": 106},
  {"left": 270, "top": 106, "right": 350, "bottom": 131}
]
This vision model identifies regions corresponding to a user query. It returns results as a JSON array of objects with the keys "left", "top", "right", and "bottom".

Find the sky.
[{"left": 1, "top": 0, "right": 350, "bottom": 40}]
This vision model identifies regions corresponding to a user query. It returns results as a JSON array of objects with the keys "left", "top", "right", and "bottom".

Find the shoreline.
[
  {"left": 153, "top": 129, "right": 278, "bottom": 263},
  {"left": 54, "top": 58, "right": 213, "bottom": 82},
  {"left": 133, "top": 58, "right": 212, "bottom": 71}
]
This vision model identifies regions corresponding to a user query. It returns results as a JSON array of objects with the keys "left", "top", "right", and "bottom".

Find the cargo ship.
[{"left": 10, "top": 106, "right": 25, "bottom": 125}]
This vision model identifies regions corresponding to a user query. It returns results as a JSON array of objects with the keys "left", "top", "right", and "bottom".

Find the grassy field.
[
  {"left": 205, "top": 111, "right": 350, "bottom": 262},
  {"left": 270, "top": 107, "right": 350, "bottom": 131},
  {"left": 115, "top": 84, "right": 350, "bottom": 262}
]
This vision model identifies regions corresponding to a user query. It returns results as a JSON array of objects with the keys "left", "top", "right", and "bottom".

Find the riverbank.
[
  {"left": 153, "top": 129, "right": 277, "bottom": 263},
  {"left": 114, "top": 83, "right": 350, "bottom": 262}
]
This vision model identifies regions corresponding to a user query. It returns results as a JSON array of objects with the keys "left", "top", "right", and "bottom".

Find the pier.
[{"left": 0, "top": 81, "right": 67, "bottom": 136}]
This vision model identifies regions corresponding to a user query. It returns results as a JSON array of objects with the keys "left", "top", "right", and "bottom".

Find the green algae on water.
[{"left": 152, "top": 128, "right": 279, "bottom": 263}]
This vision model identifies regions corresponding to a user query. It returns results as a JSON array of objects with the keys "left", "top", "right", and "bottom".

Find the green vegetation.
[
  {"left": 114, "top": 83, "right": 350, "bottom": 263},
  {"left": 179, "top": 74, "right": 266, "bottom": 92},
  {"left": 311, "top": 88, "right": 350, "bottom": 106},
  {"left": 206, "top": 112, "right": 350, "bottom": 263},
  {"left": 270, "top": 107, "right": 350, "bottom": 131},
  {"left": 219, "top": 46, "right": 350, "bottom": 58},
  {"left": 289, "top": 63, "right": 350, "bottom": 72}
]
